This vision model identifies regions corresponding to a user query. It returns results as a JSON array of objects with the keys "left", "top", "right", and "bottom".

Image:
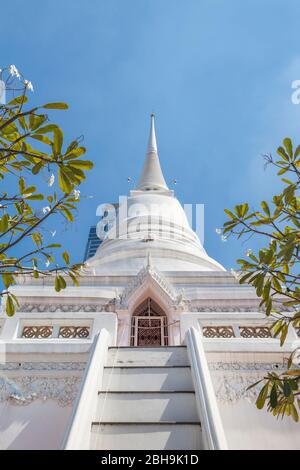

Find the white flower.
[
  {"left": 221, "top": 235, "right": 227, "bottom": 242},
  {"left": 9, "top": 65, "right": 21, "bottom": 79},
  {"left": 48, "top": 173, "right": 55, "bottom": 187},
  {"left": 24, "top": 79, "right": 33, "bottom": 92},
  {"left": 42, "top": 206, "right": 51, "bottom": 214},
  {"left": 51, "top": 230, "right": 56, "bottom": 237},
  {"left": 73, "top": 189, "right": 80, "bottom": 200},
  {"left": 45, "top": 260, "right": 50, "bottom": 267},
  {"left": 230, "top": 268, "right": 240, "bottom": 280},
  {"left": 246, "top": 249, "right": 252, "bottom": 257},
  {"left": 215, "top": 228, "right": 222, "bottom": 235}
]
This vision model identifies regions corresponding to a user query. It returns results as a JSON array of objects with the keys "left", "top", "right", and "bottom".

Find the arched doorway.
[{"left": 130, "top": 298, "right": 168, "bottom": 347}]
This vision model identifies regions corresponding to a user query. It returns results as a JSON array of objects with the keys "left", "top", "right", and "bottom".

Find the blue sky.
[{"left": 2, "top": 0, "right": 300, "bottom": 269}]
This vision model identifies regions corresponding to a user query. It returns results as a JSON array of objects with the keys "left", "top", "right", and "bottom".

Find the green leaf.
[
  {"left": 277, "top": 146, "right": 289, "bottom": 161},
  {"left": 2, "top": 273, "right": 15, "bottom": 289},
  {"left": 64, "top": 146, "right": 86, "bottom": 160},
  {"left": 58, "top": 275, "right": 66, "bottom": 289},
  {"left": 42, "top": 102, "right": 69, "bottom": 110},
  {"left": 261, "top": 201, "right": 270, "bottom": 216},
  {"left": 283, "top": 138, "right": 293, "bottom": 159},
  {"left": 61, "top": 206, "right": 74, "bottom": 222},
  {"left": 294, "top": 145, "right": 300, "bottom": 158},
  {"left": 54, "top": 276, "right": 61, "bottom": 292},
  {"left": 68, "top": 160, "right": 93, "bottom": 170},
  {"left": 256, "top": 384, "right": 269, "bottom": 409},
  {"left": 270, "top": 384, "right": 278, "bottom": 408},
  {"left": 29, "top": 114, "right": 47, "bottom": 131},
  {"left": 62, "top": 251, "right": 70, "bottom": 265},
  {"left": 280, "top": 324, "right": 288, "bottom": 346},
  {"left": 37, "top": 124, "right": 59, "bottom": 134},
  {"left": 0, "top": 213, "right": 9, "bottom": 232},
  {"left": 290, "top": 404, "right": 299, "bottom": 422},
  {"left": 8, "top": 95, "right": 28, "bottom": 106},
  {"left": 283, "top": 380, "right": 292, "bottom": 397},
  {"left": 18, "top": 177, "right": 25, "bottom": 194},
  {"left": 30, "top": 134, "right": 52, "bottom": 145},
  {"left": 68, "top": 271, "right": 79, "bottom": 286},
  {"left": 53, "top": 127, "right": 63, "bottom": 154},
  {"left": 23, "top": 186, "right": 36, "bottom": 195},
  {"left": 26, "top": 194, "right": 44, "bottom": 200},
  {"left": 31, "top": 162, "right": 43, "bottom": 175},
  {"left": 6, "top": 295, "right": 15, "bottom": 317},
  {"left": 58, "top": 168, "right": 73, "bottom": 193}
]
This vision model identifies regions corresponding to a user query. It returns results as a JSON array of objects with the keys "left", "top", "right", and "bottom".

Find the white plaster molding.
[{"left": 0, "top": 362, "right": 86, "bottom": 371}]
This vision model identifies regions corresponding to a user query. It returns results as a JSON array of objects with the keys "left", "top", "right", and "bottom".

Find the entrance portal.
[{"left": 130, "top": 298, "right": 168, "bottom": 347}]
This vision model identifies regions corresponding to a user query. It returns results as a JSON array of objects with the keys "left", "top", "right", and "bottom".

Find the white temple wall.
[
  {"left": 217, "top": 401, "right": 300, "bottom": 450},
  {"left": 0, "top": 401, "right": 72, "bottom": 450}
]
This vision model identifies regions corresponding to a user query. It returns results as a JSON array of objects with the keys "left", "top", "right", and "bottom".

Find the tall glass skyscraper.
[{"left": 83, "top": 226, "right": 102, "bottom": 261}]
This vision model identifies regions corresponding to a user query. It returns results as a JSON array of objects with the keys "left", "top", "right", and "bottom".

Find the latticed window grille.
[
  {"left": 239, "top": 326, "right": 272, "bottom": 338},
  {"left": 130, "top": 298, "right": 168, "bottom": 346},
  {"left": 58, "top": 326, "right": 90, "bottom": 338},
  {"left": 22, "top": 326, "right": 53, "bottom": 338},
  {"left": 202, "top": 326, "right": 235, "bottom": 338}
]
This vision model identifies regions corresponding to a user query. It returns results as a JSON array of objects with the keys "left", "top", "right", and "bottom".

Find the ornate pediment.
[{"left": 116, "top": 253, "right": 187, "bottom": 310}]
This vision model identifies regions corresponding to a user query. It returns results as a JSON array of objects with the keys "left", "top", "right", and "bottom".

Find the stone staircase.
[{"left": 90, "top": 346, "right": 202, "bottom": 450}]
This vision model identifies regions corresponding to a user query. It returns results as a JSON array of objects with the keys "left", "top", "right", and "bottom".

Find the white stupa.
[{"left": 88, "top": 114, "right": 224, "bottom": 274}]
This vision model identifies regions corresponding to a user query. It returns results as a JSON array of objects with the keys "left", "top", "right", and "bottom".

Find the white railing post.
[
  {"left": 186, "top": 327, "right": 228, "bottom": 450},
  {"left": 62, "top": 328, "right": 110, "bottom": 450}
]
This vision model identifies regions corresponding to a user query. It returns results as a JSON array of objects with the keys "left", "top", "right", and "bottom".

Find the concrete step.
[
  {"left": 102, "top": 366, "right": 193, "bottom": 391},
  {"left": 96, "top": 391, "right": 198, "bottom": 422},
  {"left": 106, "top": 346, "right": 189, "bottom": 367},
  {"left": 91, "top": 422, "right": 202, "bottom": 450}
]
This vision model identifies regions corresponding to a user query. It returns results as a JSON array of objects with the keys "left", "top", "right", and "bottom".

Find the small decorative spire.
[
  {"left": 147, "top": 113, "right": 157, "bottom": 154},
  {"left": 136, "top": 114, "right": 168, "bottom": 191},
  {"left": 146, "top": 251, "right": 152, "bottom": 269}
]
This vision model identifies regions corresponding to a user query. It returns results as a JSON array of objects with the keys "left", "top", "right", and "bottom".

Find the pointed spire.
[{"left": 136, "top": 114, "right": 168, "bottom": 191}]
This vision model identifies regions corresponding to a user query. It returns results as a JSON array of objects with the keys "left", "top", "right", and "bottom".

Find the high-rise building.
[
  {"left": 1, "top": 115, "right": 299, "bottom": 450},
  {"left": 83, "top": 226, "right": 102, "bottom": 261}
]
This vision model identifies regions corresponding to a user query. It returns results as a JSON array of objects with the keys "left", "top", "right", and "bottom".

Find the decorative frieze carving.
[
  {"left": 58, "top": 326, "right": 90, "bottom": 339},
  {"left": 0, "top": 375, "right": 82, "bottom": 406},
  {"left": 19, "top": 303, "right": 295, "bottom": 314},
  {"left": 209, "top": 363, "right": 287, "bottom": 404},
  {"left": 208, "top": 361, "right": 287, "bottom": 371},
  {"left": 19, "top": 303, "right": 111, "bottom": 313},
  {"left": 191, "top": 305, "right": 295, "bottom": 313},
  {"left": 212, "top": 374, "right": 260, "bottom": 403},
  {"left": 22, "top": 326, "right": 53, "bottom": 338},
  {"left": 239, "top": 326, "right": 272, "bottom": 338},
  {"left": 203, "top": 326, "right": 235, "bottom": 338}
]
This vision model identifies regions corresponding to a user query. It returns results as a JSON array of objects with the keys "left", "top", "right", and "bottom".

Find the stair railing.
[
  {"left": 186, "top": 327, "right": 228, "bottom": 450},
  {"left": 62, "top": 328, "right": 111, "bottom": 450}
]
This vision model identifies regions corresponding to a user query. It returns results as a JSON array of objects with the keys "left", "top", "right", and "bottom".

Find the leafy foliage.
[
  {"left": 222, "top": 138, "right": 300, "bottom": 421},
  {"left": 0, "top": 66, "right": 93, "bottom": 315}
]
